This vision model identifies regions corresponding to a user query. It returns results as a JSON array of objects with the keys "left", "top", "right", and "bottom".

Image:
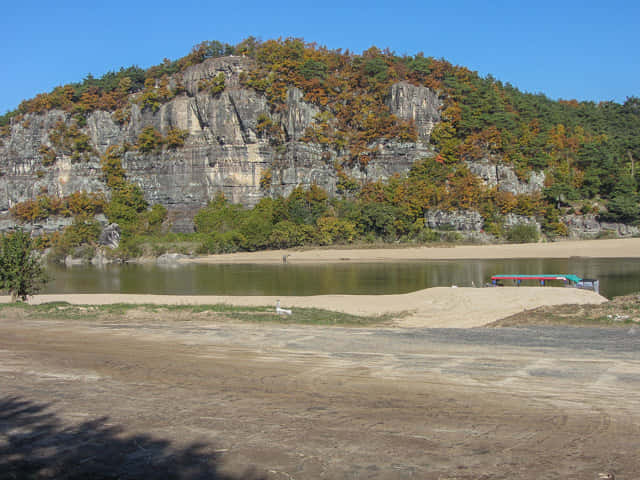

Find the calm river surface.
[{"left": 43, "top": 257, "right": 640, "bottom": 299}]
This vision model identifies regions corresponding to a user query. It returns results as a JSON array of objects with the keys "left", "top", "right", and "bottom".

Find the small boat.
[{"left": 490, "top": 274, "right": 599, "bottom": 293}]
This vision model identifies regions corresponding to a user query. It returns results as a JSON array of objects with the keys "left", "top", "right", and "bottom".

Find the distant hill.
[{"left": 1, "top": 37, "right": 639, "bottom": 255}]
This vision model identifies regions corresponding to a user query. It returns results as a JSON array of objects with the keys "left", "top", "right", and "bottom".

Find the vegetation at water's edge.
[
  {"left": 18, "top": 173, "right": 549, "bottom": 261},
  {"left": 0, "top": 301, "right": 391, "bottom": 326}
]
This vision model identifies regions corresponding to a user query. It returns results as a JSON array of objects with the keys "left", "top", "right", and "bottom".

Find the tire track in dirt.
[{"left": 1, "top": 316, "right": 639, "bottom": 479}]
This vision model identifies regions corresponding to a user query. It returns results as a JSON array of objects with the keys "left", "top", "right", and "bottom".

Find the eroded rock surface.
[
  {"left": 387, "top": 81, "right": 441, "bottom": 143},
  {"left": 425, "top": 209, "right": 484, "bottom": 232},
  {"left": 467, "top": 158, "right": 545, "bottom": 195},
  {"left": 563, "top": 214, "right": 640, "bottom": 238},
  {"left": 0, "top": 57, "right": 548, "bottom": 234},
  {"left": 99, "top": 223, "right": 121, "bottom": 249}
]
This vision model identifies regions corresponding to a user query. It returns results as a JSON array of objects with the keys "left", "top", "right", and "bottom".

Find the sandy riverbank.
[
  {"left": 1, "top": 287, "right": 607, "bottom": 328},
  {"left": 182, "top": 237, "right": 640, "bottom": 264},
  {"left": 1, "top": 239, "right": 622, "bottom": 327}
]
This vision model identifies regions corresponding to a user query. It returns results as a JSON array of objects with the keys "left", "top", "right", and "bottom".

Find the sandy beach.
[
  {"left": 182, "top": 237, "right": 640, "bottom": 264},
  {"left": 2, "top": 287, "right": 607, "bottom": 328}
]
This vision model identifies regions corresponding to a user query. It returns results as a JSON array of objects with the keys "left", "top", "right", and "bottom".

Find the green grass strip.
[{"left": 0, "top": 301, "right": 391, "bottom": 326}]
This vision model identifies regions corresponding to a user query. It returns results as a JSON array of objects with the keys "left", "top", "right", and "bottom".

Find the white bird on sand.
[{"left": 276, "top": 300, "right": 292, "bottom": 316}]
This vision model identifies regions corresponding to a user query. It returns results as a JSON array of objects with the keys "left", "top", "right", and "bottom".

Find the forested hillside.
[{"left": 1, "top": 37, "right": 639, "bottom": 258}]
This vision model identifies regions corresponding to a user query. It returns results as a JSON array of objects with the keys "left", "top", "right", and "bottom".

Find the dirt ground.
[{"left": 1, "top": 308, "right": 639, "bottom": 479}]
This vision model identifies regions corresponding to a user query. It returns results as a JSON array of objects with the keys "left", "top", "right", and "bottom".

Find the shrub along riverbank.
[{"left": 14, "top": 157, "right": 560, "bottom": 263}]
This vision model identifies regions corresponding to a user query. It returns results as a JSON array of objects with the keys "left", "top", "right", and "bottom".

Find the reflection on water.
[{"left": 42, "top": 257, "right": 640, "bottom": 299}]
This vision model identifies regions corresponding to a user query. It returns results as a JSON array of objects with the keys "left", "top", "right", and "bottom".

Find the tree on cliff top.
[{"left": 0, "top": 229, "right": 48, "bottom": 301}]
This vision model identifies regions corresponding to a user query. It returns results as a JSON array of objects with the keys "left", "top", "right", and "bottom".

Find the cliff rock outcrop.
[
  {"left": 467, "top": 158, "right": 545, "bottom": 195},
  {"left": 563, "top": 214, "right": 640, "bottom": 238},
  {"left": 425, "top": 209, "right": 484, "bottom": 232},
  {"left": 0, "top": 57, "right": 445, "bottom": 231},
  {"left": 0, "top": 56, "right": 550, "bottom": 234},
  {"left": 387, "top": 82, "right": 441, "bottom": 144}
]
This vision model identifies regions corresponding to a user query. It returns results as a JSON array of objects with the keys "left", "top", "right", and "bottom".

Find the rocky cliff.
[{"left": 0, "top": 56, "right": 545, "bottom": 233}]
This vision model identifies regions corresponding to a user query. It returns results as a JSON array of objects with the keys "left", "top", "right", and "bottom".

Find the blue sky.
[{"left": 2, "top": 0, "right": 638, "bottom": 114}]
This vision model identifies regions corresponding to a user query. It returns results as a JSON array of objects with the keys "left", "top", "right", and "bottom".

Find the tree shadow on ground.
[{"left": 0, "top": 396, "right": 265, "bottom": 480}]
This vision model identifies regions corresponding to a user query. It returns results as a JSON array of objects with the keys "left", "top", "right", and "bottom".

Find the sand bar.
[
  {"left": 1, "top": 287, "right": 607, "bottom": 328},
  {"left": 182, "top": 237, "right": 640, "bottom": 264}
]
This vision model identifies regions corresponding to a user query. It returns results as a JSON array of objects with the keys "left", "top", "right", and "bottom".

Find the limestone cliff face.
[
  {"left": 0, "top": 109, "right": 106, "bottom": 211},
  {"left": 466, "top": 158, "right": 545, "bottom": 196},
  {"left": 0, "top": 56, "right": 544, "bottom": 233},
  {"left": 387, "top": 81, "right": 440, "bottom": 144},
  {"left": 0, "top": 57, "right": 445, "bottom": 231}
]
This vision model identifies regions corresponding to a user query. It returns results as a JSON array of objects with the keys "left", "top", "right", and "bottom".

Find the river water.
[{"left": 42, "top": 257, "right": 640, "bottom": 299}]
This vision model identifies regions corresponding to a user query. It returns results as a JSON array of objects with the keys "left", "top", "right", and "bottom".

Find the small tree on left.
[{"left": 0, "top": 229, "right": 48, "bottom": 301}]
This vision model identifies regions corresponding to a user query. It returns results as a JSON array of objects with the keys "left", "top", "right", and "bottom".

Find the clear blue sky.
[{"left": 2, "top": 0, "right": 638, "bottom": 114}]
